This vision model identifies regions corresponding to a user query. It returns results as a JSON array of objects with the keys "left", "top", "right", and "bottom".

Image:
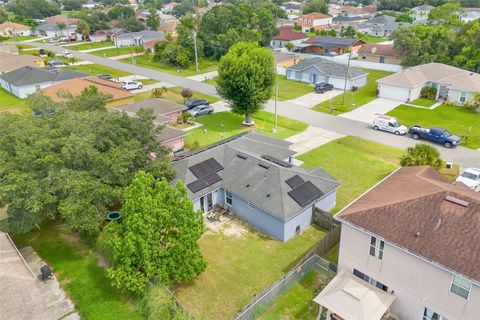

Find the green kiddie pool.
[{"left": 106, "top": 211, "right": 122, "bottom": 221}]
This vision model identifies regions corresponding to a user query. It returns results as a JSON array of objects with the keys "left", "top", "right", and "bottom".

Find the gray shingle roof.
[
  {"left": 156, "top": 125, "right": 188, "bottom": 143},
  {"left": 172, "top": 132, "right": 340, "bottom": 221},
  {"left": 115, "top": 98, "right": 186, "bottom": 115},
  {"left": 35, "top": 22, "right": 77, "bottom": 31},
  {"left": 287, "top": 57, "right": 368, "bottom": 79},
  {"left": 0, "top": 66, "right": 86, "bottom": 86},
  {"left": 308, "top": 36, "right": 363, "bottom": 47},
  {"left": 116, "top": 30, "right": 165, "bottom": 41},
  {"left": 333, "top": 16, "right": 365, "bottom": 22}
]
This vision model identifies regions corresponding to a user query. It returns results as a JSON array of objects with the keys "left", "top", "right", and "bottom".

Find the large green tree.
[
  {"left": 400, "top": 143, "right": 443, "bottom": 169},
  {"left": 147, "top": 8, "right": 160, "bottom": 31},
  {"left": 117, "top": 16, "right": 146, "bottom": 32},
  {"left": 217, "top": 42, "right": 275, "bottom": 125},
  {"left": 0, "top": 8, "right": 8, "bottom": 24},
  {"left": 172, "top": 0, "right": 196, "bottom": 18},
  {"left": 428, "top": 3, "right": 464, "bottom": 26},
  {"left": 0, "top": 89, "right": 173, "bottom": 234},
  {"left": 302, "top": 0, "right": 328, "bottom": 15},
  {"left": 104, "top": 171, "right": 206, "bottom": 294},
  {"left": 7, "top": 0, "right": 61, "bottom": 19}
]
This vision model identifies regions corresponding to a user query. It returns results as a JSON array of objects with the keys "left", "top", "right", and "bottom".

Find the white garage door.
[{"left": 379, "top": 84, "right": 409, "bottom": 101}]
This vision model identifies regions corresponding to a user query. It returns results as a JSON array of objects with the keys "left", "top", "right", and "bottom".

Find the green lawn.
[
  {"left": 133, "top": 86, "right": 220, "bottom": 105},
  {"left": 174, "top": 226, "right": 325, "bottom": 320},
  {"left": 410, "top": 98, "right": 437, "bottom": 107},
  {"left": 204, "top": 76, "right": 313, "bottom": 101},
  {"left": 122, "top": 55, "right": 219, "bottom": 77},
  {"left": 4, "top": 35, "right": 38, "bottom": 42},
  {"left": 64, "top": 64, "right": 131, "bottom": 78},
  {"left": 258, "top": 272, "right": 326, "bottom": 320},
  {"left": 13, "top": 223, "right": 143, "bottom": 320},
  {"left": 0, "top": 87, "right": 29, "bottom": 113},
  {"left": 68, "top": 41, "right": 114, "bottom": 51},
  {"left": 298, "top": 136, "right": 402, "bottom": 212},
  {"left": 387, "top": 104, "right": 480, "bottom": 149},
  {"left": 323, "top": 244, "right": 339, "bottom": 265},
  {"left": 313, "top": 69, "right": 393, "bottom": 114},
  {"left": 90, "top": 46, "right": 142, "bottom": 58},
  {"left": 183, "top": 111, "right": 308, "bottom": 149},
  {"left": 357, "top": 34, "right": 388, "bottom": 43}
]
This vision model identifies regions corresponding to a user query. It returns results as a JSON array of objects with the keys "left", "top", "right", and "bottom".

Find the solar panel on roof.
[
  {"left": 203, "top": 172, "right": 222, "bottom": 185},
  {"left": 187, "top": 179, "right": 208, "bottom": 193},
  {"left": 286, "top": 175, "right": 305, "bottom": 189},
  {"left": 288, "top": 181, "right": 324, "bottom": 207},
  {"left": 188, "top": 158, "right": 224, "bottom": 178}
]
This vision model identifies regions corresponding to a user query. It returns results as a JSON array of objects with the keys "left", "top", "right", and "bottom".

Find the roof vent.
[
  {"left": 266, "top": 194, "right": 271, "bottom": 198},
  {"left": 237, "top": 154, "right": 247, "bottom": 160},
  {"left": 245, "top": 184, "right": 250, "bottom": 188},
  {"left": 415, "top": 232, "right": 421, "bottom": 237},
  {"left": 445, "top": 195, "right": 469, "bottom": 207},
  {"left": 258, "top": 164, "right": 270, "bottom": 170}
]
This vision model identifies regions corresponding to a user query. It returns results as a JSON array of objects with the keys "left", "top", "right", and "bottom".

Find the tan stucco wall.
[{"left": 338, "top": 223, "right": 480, "bottom": 320}]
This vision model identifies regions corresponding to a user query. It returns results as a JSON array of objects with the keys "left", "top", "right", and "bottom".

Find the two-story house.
[
  {"left": 297, "top": 12, "right": 333, "bottom": 33},
  {"left": 411, "top": 5, "right": 434, "bottom": 22},
  {"left": 333, "top": 166, "right": 480, "bottom": 320}
]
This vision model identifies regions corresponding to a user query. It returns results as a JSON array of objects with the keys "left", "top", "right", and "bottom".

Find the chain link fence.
[{"left": 233, "top": 254, "right": 337, "bottom": 320}]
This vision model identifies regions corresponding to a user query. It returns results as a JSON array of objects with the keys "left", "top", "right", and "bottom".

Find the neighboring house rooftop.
[
  {"left": 0, "top": 53, "right": 42, "bottom": 73},
  {"left": 157, "top": 126, "right": 188, "bottom": 143},
  {"left": 300, "top": 12, "right": 332, "bottom": 20},
  {"left": 288, "top": 57, "right": 368, "bottom": 79},
  {"left": 306, "top": 36, "right": 366, "bottom": 48},
  {"left": 273, "top": 26, "right": 308, "bottom": 41},
  {"left": 116, "top": 30, "right": 165, "bottom": 41},
  {"left": 36, "top": 22, "right": 77, "bottom": 32},
  {"left": 358, "top": 43, "right": 399, "bottom": 57},
  {"left": 41, "top": 76, "right": 133, "bottom": 102},
  {"left": 377, "top": 62, "right": 480, "bottom": 92},
  {"left": 0, "top": 66, "right": 86, "bottom": 86},
  {"left": 366, "top": 14, "right": 396, "bottom": 25},
  {"left": 172, "top": 132, "right": 340, "bottom": 221},
  {"left": 274, "top": 51, "right": 300, "bottom": 65},
  {"left": 158, "top": 21, "right": 178, "bottom": 34},
  {"left": 0, "top": 22, "right": 30, "bottom": 32},
  {"left": 45, "top": 15, "right": 79, "bottom": 25},
  {"left": 413, "top": 4, "right": 434, "bottom": 11},
  {"left": 332, "top": 16, "right": 366, "bottom": 22},
  {"left": 0, "top": 43, "right": 19, "bottom": 55},
  {"left": 337, "top": 166, "right": 480, "bottom": 284}
]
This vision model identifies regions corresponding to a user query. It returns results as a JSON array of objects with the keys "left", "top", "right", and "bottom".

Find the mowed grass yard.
[
  {"left": 313, "top": 69, "right": 392, "bottom": 114},
  {"left": 64, "top": 64, "right": 131, "bottom": 78},
  {"left": 133, "top": 86, "right": 220, "bottom": 106},
  {"left": 90, "top": 46, "right": 142, "bottom": 58},
  {"left": 387, "top": 104, "right": 480, "bottom": 149},
  {"left": 174, "top": 226, "right": 325, "bottom": 320},
  {"left": 68, "top": 41, "right": 114, "bottom": 51},
  {"left": 123, "top": 55, "right": 219, "bottom": 77},
  {"left": 183, "top": 111, "right": 308, "bottom": 148},
  {"left": 0, "top": 87, "right": 29, "bottom": 113},
  {"left": 13, "top": 223, "right": 143, "bottom": 320}
]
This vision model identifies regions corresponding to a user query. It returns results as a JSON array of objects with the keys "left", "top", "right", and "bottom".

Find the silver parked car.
[{"left": 188, "top": 105, "right": 214, "bottom": 117}]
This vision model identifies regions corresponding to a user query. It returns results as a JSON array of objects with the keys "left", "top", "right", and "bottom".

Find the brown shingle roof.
[
  {"left": 337, "top": 166, "right": 480, "bottom": 283},
  {"left": 0, "top": 53, "right": 41, "bottom": 72},
  {"left": 273, "top": 26, "right": 308, "bottom": 41},
  {"left": 301, "top": 12, "right": 332, "bottom": 19},
  {"left": 41, "top": 77, "right": 133, "bottom": 102},
  {"left": 115, "top": 98, "right": 186, "bottom": 116},
  {"left": 358, "top": 44, "right": 398, "bottom": 57},
  {"left": 0, "top": 22, "right": 30, "bottom": 32}
]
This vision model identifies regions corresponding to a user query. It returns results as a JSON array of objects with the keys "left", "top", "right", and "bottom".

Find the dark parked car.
[
  {"left": 409, "top": 125, "right": 461, "bottom": 148},
  {"left": 96, "top": 74, "right": 112, "bottom": 80},
  {"left": 185, "top": 99, "right": 209, "bottom": 109},
  {"left": 314, "top": 82, "right": 334, "bottom": 93},
  {"left": 47, "top": 59, "right": 65, "bottom": 67}
]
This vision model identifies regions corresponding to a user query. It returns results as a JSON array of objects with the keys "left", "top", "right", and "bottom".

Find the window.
[
  {"left": 423, "top": 307, "right": 448, "bottom": 320},
  {"left": 369, "top": 236, "right": 385, "bottom": 260},
  {"left": 450, "top": 274, "right": 472, "bottom": 299},
  {"left": 459, "top": 91, "right": 468, "bottom": 103},
  {"left": 379, "top": 56, "right": 385, "bottom": 63},
  {"left": 353, "top": 269, "right": 388, "bottom": 292},
  {"left": 225, "top": 190, "right": 232, "bottom": 206}
]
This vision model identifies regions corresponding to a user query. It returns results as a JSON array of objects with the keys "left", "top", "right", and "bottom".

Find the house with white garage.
[
  {"left": 377, "top": 63, "right": 480, "bottom": 104},
  {"left": 286, "top": 57, "right": 368, "bottom": 89},
  {"left": 114, "top": 30, "right": 166, "bottom": 48},
  {"left": 172, "top": 132, "right": 340, "bottom": 241}
]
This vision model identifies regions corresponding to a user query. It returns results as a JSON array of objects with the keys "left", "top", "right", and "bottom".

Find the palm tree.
[
  {"left": 56, "top": 22, "right": 66, "bottom": 37},
  {"left": 400, "top": 143, "right": 443, "bottom": 170},
  {"left": 473, "top": 92, "right": 480, "bottom": 112}
]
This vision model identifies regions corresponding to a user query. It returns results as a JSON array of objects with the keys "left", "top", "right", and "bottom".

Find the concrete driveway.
[
  {"left": 286, "top": 126, "right": 345, "bottom": 156},
  {"left": 286, "top": 89, "right": 343, "bottom": 108},
  {"left": 339, "top": 98, "right": 400, "bottom": 124}
]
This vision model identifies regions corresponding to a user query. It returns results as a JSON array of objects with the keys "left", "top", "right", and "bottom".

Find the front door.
[
  {"left": 200, "top": 192, "right": 214, "bottom": 214},
  {"left": 312, "top": 73, "right": 317, "bottom": 84}
]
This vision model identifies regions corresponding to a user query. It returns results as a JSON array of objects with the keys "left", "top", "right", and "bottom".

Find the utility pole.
[
  {"left": 131, "top": 50, "right": 136, "bottom": 80},
  {"left": 193, "top": 30, "right": 199, "bottom": 73},
  {"left": 273, "top": 80, "right": 278, "bottom": 133},
  {"left": 341, "top": 46, "right": 353, "bottom": 106}
]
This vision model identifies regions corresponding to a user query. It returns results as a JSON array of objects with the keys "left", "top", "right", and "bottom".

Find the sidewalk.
[
  {"left": 80, "top": 46, "right": 116, "bottom": 53},
  {"left": 286, "top": 90, "right": 343, "bottom": 108},
  {"left": 187, "top": 71, "right": 218, "bottom": 81}
]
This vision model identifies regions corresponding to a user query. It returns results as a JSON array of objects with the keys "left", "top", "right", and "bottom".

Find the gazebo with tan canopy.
[{"left": 313, "top": 269, "right": 396, "bottom": 320}]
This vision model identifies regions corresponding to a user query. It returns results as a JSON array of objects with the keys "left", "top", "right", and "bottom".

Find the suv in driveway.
[
  {"left": 314, "top": 82, "right": 334, "bottom": 93},
  {"left": 121, "top": 81, "right": 143, "bottom": 90},
  {"left": 185, "top": 99, "right": 209, "bottom": 109},
  {"left": 188, "top": 105, "right": 213, "bottom": 117}
]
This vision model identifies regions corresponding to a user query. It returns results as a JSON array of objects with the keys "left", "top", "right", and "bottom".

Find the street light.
[{"left": 341, "top": 45, "right": 353, "bottom": 106}]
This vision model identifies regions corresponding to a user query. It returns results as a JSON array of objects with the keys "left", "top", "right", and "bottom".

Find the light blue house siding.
[
  {"left": 314, "top": 190, "right": 337, "bottom": 212},
  {"left": 286, "top": 66, "right": 367, "bottom": 89}
]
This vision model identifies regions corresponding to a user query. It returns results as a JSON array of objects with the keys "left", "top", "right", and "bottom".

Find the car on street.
[
  {"left": 48, "top": 38, "right": 61, "bottom": 44},
  {"left": 314, "top": 82, "right": 334, "bottom": 93},
  {"left": 121, "top": 81, "right": 143, "bottom": 90},
  {"left": 188, "top": 105, "right": 214, "bottom": 117},
  {"left": 408, "top": 125, "right": 461, "bottom": 148},
  {"left": 455, "top": 167, "right": 480, "bottom": 190},
  {"left": 185, "top": 98, "right": 209, "bottom": 109},
  {"left": 47, "top": 59, "right": 65, "bottom": 67},
  {"left": 372, "top": 115, "right": 408, "bottom": 135},
  {"left": 61, "top": 37, "right": 77, "bottom": 42},
  {"left": 96, "top": 74, "right": 112, "bottom": 80},
  {"left": 63, "top": 51, "right": 74, "bottom": 59}
]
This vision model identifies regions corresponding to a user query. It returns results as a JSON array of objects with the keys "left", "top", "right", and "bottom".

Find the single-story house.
[
  {"left": 0, "top": 53, "right": 44, "bottom": 73},
  {"left": 91, "top": 28, "right": 123, "bottom": 42},
  {"left": 271, "top": 26, "right": 308, "bottom": 49},
  {"left": 158, "top": 21, "right": 178, "bottom": 37},
  {"left": 114, "top": 30, "right": 166, "bottom": 48},
  {"left": 297, "top": 12, "right": 333, "bottom": 33},
  {"left": 462, "top": 8, "right": 480, "bottom": 23},
  {"left": 277, "top": 18, "right": 295, "bottom": 28},
  {"left": 41, "top": 76, "right": 134, "bottom": 107},
  {"left": 45, "top": 15, "right": 79, "bottom": 25},
  {"left": 274, "top": 51, "right": 301, "bottom": 68},
  {"left": 0, "top": 22, "right": 31, "bottom": 37},
  {"left": 377, "top": 62, "right": 480, "bottom": 104},
  {"left": 281, "top": 1, "right": 302, "bottom": 15},
  {"left": 357, "top": 15, "right": 410, "bottom": 38},
  {"left": 358, "top": 44, "right": 401, "bottom": 64},
  {"left": 331, "top": 16, "right": 368, "bottom": 31},
  {"left": 34, "top": 22, "right": 78, "bottom": 38},
  {"left": 329, "top": 5, "right": 378, "bottom": 18},
  {"left": 286, "top": 57, "right": 368, "bottom": 88},
  {"left": 0, "top": 66, "right": 86, "bottom": 99},
  {"left": 297, "top": 36, "right": 366, "bottom": 55},
  {"left": 172, "top": 131, "right": 340, "bottom": 241},
  {"left": 113, "top": 99, "right": 188, "bottom": 151}
]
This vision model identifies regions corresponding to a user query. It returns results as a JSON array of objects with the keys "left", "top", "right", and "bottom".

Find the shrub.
[
  {"left": 176, "top": 111, "right": 192, "bottom": 125},
  {"left": 151, "top": 87, "right": 168, "bottom": 98},
  {"left": 181, "top": 88, "right": 193, "bottom": 100},
  {"left": 139, "top": 284, "right": 194, "bottom": 320},
  {"left": 420, "top": 86, "right": 437, "bottom": 99},
  {"left": 400, "top": 143, "right": 443, "bottom": 170}
]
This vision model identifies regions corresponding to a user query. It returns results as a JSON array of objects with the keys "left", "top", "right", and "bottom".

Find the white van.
[{"left": 372, "top": 115, "right": 408, "bottom": 135}]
